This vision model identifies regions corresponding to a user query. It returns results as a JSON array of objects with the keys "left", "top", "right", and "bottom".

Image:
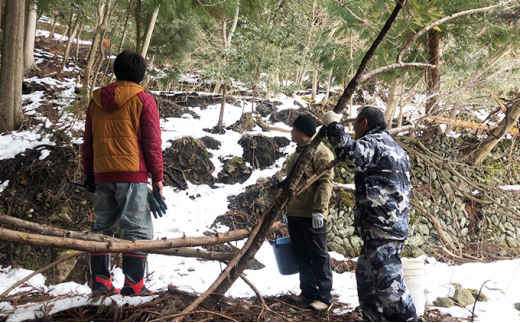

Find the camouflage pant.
[{"left": 356, "top": 239, "right": 418, "bottom": 322}]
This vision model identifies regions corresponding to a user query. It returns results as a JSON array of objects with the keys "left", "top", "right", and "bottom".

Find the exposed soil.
[
  {"left": 273, "top": 136, "right": 291, "bottom": 148},
  {"left": 215, "top": 174, "right": 283, "bottom": 241},
  {"left": 239, "top": 135, "right": 286, "bottom": 170},
  {"left": 254, "top": 99, "right": 284, "bottom": 117},
  {"left": 0, "top": 145, "right": 93, "bottom": 283},
  {"left": 200, "top": 136, "right": 221, "bottom": 150},
  {"left": 156, "top": 92, "right": 237, "bottom": 111},
  {"left": 269, "top": 107, "right": 309, "bottom": 126},
  {"left": 155, "top": 94, "right": 201, "bottom": 119},
  {"left": 228, "top": 112, "right": 255, "bottom": 133},
  {"left": 162, "top": 137, "right": 215, "bottom": 189}
]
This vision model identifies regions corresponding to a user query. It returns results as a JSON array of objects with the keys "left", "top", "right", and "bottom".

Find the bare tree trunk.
[
  {"left": 118, "top": 12, "right": 130, "bottom": 53},
  {"left": 134, "top": 0, "right": 142, "bottom": 53},
  {"left": 140, "top": 4, "right": 159, "bottom": 59},
  {"left": 0, "top": 0, "right": 4, "bottom": 34},
  {"left": 397, "top": 82, "right": 405, "bottom": 128},
  {"left": 0, "top": 0, "right": 25, "bottom": 132},
  {"left": 90, "top": 50, "right": 105, "bottom": 90},
  {"left": 292, "top": 67, "right": 303, "bottom": 98},
  {"left": 48, "top": 16, "right": 56, "bottom": 39},
  {"left": 274, "top": 72, "right": 281, "bottom": 99},
  {"left": 445, "top": 107, "right": 458, "bottom": 133},
  {"left": 109, "top": 12, "right": 130, "bottom": 84},
  {"left": 311, "top": 66, "right": 318, "bottom": 101},
  {"left": 383, "top": 78, "right": 402, "bottom": 129},
  {"left": 102, "top": 46, "right": 112, "bottom": 84},
  {"left": 425, "top": 28, "right": 440, "bottom": 115},
  {"left": 142, "top": 54, "right": 154, "bottom": 88},
  {"left": 72, "top": 21, "right": 83, "bottom": 73},
  {"left": 216, "top": 83, "right": 227, "bottom": 131},
  {"left": 90, "top": 23, "right": 109, "bottom": 92},
  {"left": 23, "top": 0, "right": 38, "bottom": 74},
  {"left": 58, "top": 16, "right": 80, "bottom": 78},
  {"left": 264, "top": 73, "right": 272, "bottom": 99},
  {"left": 215, "top": 0, "right": 239, "bottom": 129},
  {"left": 93, "top": 13, "right": 124, "bottom": 86},
  {"left": 213, "top": 80, "right": 222, "bottom": 94},
  {"left": 83, "top": 0, "right": 112, "bottom": 92},
  {"left": 321, "top": 67, "right": 334, "bottom": 107}
]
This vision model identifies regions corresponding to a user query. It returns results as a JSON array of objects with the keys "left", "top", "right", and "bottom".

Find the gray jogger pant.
[{"left": 92, "top": 183, "right": 153, "bottom": 241}]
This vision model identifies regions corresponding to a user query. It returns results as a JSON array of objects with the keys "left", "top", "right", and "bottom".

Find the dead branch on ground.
[{"left": 0, "top": 251, "right": 87, "bottom": 300}]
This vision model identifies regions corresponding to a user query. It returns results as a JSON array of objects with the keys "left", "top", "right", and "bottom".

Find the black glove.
[
  {"left": 276, "top": 178, "right": 288, "bottom": 189},
  {"left": 84, "top": 174, "right": 96, "bottom": 193},
  {"left": 148, "top": 188, "right": 167, "bottom": 219}
]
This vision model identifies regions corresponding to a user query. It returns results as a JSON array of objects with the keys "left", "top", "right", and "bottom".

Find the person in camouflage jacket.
[{"left": 322, "top": 106, "right": 418, "bottom": 322}]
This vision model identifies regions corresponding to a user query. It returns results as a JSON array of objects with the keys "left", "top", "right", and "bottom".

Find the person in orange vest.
[{"left": 82, "top": 50, "right": 166, "bottom": 295}]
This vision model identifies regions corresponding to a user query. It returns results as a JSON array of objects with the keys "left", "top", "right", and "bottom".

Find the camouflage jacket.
[{"left": 327, "top": 123, "right": 411, "bottom": 240}]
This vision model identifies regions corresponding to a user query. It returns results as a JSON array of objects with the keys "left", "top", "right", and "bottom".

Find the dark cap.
[{"left": 293, "top": 114, "right": 317, "bottom": 137}]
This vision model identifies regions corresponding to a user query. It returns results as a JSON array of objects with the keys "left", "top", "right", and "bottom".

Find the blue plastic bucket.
[{"left": 270, "top": 232, "right": 299, "bottom": 275}]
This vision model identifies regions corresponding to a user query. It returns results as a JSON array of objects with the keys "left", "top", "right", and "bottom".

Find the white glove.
[
  {"left": 312, "top": 212, "right": 324, "bottom": 229},
  {"left": 282, "top": 212, "right": 288, "bottom": 224},
  {"left": 322, "top": 110, "right": 343, "bottom": 126}
]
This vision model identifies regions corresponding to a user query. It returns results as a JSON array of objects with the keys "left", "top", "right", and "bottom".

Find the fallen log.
[
  {"left": 0, "top": 214, "right": 258, "bottom": 261},
  {"left": 255, "top": 115, "right": 290, "bottom": 133},
  {"left": 425, "top": 116, "right": 519, "bottom": 134},
  {"left": 0, "top": 221, "right": 283, "bottom": 254}
]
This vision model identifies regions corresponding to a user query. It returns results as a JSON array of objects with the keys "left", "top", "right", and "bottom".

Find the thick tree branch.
[
  {"left": 361, "top": 63, "right": 435, "bottom": 81},
  {"left": 397, "top": 0, "right": 518, "bottom": 63},
  {"left": 0, "top": 225, "right": 276, "bottom": 254},
  {"left": 0, "top": 214, "right": 277, "bottom": 261},
  {"left": 334, "top": 0, "right": 406, "bottom": 114}
]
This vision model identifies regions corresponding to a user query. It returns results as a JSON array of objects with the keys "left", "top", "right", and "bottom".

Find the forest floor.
[{"left": 2, "top": 287, "right": 464, "bottom": 322}]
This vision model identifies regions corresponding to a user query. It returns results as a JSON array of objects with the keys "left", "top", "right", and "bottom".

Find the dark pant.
[
  {"left": 356, "top": 239, "right": 418, "bottom": 322},
  {"left": 288, "top": 216, "right": 333, "bottom": 305}
]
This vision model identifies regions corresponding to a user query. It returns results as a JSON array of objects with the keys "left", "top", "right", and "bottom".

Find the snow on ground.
[
  {"left": 1, "top": 77, "right": 520, "bottom": 321},
  {"left": 36, "top": 30, "right": 92, "bottom": 45}
]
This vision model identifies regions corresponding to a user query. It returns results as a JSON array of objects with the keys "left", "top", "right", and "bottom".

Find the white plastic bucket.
[{"left": 402, "top": 258, "right": 425, "bottom": 316}]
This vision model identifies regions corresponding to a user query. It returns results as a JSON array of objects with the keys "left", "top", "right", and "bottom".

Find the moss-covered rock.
[
  {"left": 217, "top": 157, "right": 252, "bottom": 184},
  {"left": 435, "top": 297, "right": 455, "bottom": 308},
  {"left": 468, "top": 289, "right": 488, "bottom": 302},
  {"left": 453, "top": 287, "right": 475, "bottom": 307}
]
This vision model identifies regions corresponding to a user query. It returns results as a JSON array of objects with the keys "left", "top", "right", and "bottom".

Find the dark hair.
[
  {"left": 357, "top": 106, "right": 387, "bottom": 130},
  {"left": 114, "top": 50, "right": 146, "bottom": 84}
]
